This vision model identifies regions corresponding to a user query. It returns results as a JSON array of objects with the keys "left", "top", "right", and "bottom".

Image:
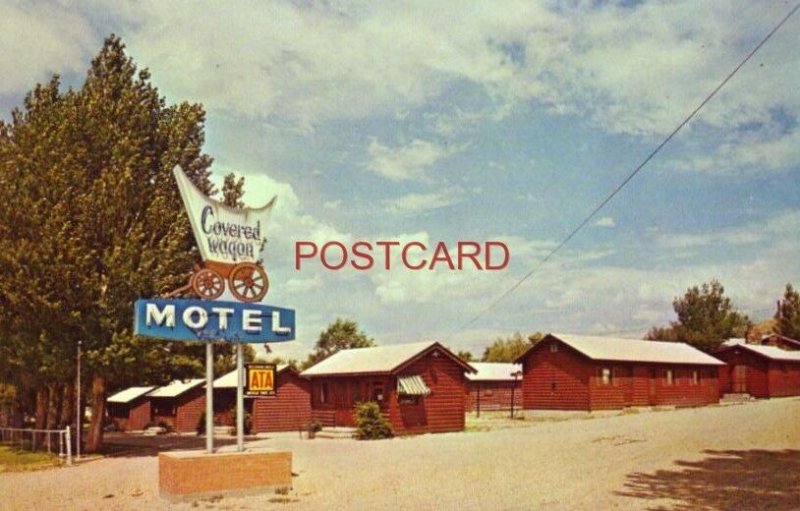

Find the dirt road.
[{"left": 2, "top": 398, "right": 798, "bottom": 510}]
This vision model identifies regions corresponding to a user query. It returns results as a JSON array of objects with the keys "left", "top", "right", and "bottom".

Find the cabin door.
[{"left": 732, "top": 365, "right": 747, "bottom": 393}]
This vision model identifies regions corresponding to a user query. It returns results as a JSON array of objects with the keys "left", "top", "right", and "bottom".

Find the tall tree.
[
  {"left": 481, "top": 332, "right": 542, "bottom": 362},
  {"left": 775, "top": 283, "right": 800, "bottom": 340},
  {"left": 647, "top": 279, "right": 748, "bottom": 352},
  {"left": 0, "top": 35, "right": 214, "bottom": 451},
  {"left": 304, "top": 318, "right": 374, "bottom": 368}
]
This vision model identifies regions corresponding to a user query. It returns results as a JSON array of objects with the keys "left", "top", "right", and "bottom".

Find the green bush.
[
  {"left": 228, "top": 407, "right": 253, "bottom": 435},
  {"left": 354, "top": 401, "right": 393, "bottom": 440}
]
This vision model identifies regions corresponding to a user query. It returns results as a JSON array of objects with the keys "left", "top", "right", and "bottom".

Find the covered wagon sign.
[{"left": 173, "top": 166, "right": 275, "bottom": 303}]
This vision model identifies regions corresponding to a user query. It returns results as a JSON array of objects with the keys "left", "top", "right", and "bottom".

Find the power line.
[{"left": 447, "top": 2, "right": 800, "bottom": 340}]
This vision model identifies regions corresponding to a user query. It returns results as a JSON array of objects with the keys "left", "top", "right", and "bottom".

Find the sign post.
[
  {"left": 236, "top": 344, "right": 244, "bottom": 451},
  {"left": 206, "top": 342, "right": 214, "bottom": 453},
  {"left": 134, "top": 165, "right": 296, "bottom": 498}
]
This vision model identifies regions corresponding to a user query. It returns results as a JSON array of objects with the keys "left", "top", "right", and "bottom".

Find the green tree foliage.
[
  {"left": 304, "top": 318, "right": 374, "bottom": 368},
  {"left": 646, "top": 280, "right": 748, "bottom": 352},
  {"left": 775, "top": 283, "right": 800, "bottom": 340},
  {"left": 353, "top": 401, "right": 393, "bottom": 440},
  {"left": 0, "top": 35, "right": 214, "bottom": 451},
  {"left": 456, "top": 350, "right": 474, "bottom": 362},
  {"left": 481, "top": 332, "right": 542, "bottom": 362}
]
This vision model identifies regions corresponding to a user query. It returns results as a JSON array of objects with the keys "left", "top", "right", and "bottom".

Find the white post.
[
  {"left": 236, "top": 343, "right": 244, "bottom": 452},
  {"left": 65, "top": 426, "right": 72, "bottom": 466},
  {"left": 206, "top": 341, "right": 214, "bottom": 454},
  {"left": 76, "top": 341, "right": 81, "bottom": 460}
]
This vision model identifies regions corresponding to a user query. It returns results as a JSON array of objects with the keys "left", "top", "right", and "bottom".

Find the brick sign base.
[{"left": 159, "top": 449, "right": 292, "bottom": 500}]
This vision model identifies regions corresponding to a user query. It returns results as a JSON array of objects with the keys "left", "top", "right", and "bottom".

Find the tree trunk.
[
  {"left": 85, "top": 375, "right": 106, "bottom": 453},
  {"left": 34, "top": 387, "right": 48, "bottom": 429},
  {"left": 46, "top": 383, "right": 60, "bottom": 430},
  {"left": 60, "top": 383, "right": 75, "bottom": 428}
]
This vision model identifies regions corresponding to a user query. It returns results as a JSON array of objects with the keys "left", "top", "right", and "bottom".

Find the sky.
[{"left": 1, "top": 0, "right": 799, "bottom": 361}]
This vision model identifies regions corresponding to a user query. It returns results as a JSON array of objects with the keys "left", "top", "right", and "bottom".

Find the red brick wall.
[
  {"left": 252, "top": 371, "right": 311, "bottom": 432},
  {"left": 520, "top": 339, "right": 590, "bottom": 410},
  {"left": 465, "top": 381, "right": 522, "bottom": 412}
]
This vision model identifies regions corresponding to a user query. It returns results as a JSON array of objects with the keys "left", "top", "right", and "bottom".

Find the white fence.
[{"left": 0, "top": 426, "right": 72, "bottom": 466}]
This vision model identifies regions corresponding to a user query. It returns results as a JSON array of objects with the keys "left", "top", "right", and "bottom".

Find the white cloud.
[
  {"left": 595, "top": 216, "right": 616, "bottom": 228},
  {"left": 366, "top": 138, "right": 460, "bottom": 181},
  {"left": 383, "top": 189, "right": 463, "bottom": 215},
  {"left": 0, "top": 2, "right": 95, "bottom": 94}
]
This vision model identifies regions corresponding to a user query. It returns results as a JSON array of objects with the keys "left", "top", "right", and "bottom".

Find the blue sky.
[{"left": 2, "top": 0, "right": 798, "bottom": 360}]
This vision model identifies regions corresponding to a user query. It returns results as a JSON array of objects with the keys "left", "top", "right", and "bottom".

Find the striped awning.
[{"left": 397, "top": 375, "right": 431, "bottom": 396}]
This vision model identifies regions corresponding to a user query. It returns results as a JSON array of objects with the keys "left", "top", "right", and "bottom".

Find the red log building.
[
  {"left": 716, "top": 343, "right": 800, "bottom": 398},
  {"left": 107, "top": 386, "right": 155, "bottom": 431},
  {"left": 212, "top": 365, "right": 311, "bottom": 433},
  {"left": 465, "top": 362, "right": 522, "bottom": 413},
  {"left": 301, "top": 342, "right": 475, "bottom": 435},
  {"left": 759, "top": 333, "right": 800, "bottom": 351},
  {"left": 148, "top": 379, "right": 205, "bottom": 433},
  {"left": 516, "top": 333, "right": 724, "bottom": 411}
]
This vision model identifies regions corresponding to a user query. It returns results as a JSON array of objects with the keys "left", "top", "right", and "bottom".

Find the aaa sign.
[{"left": 246, "top": 364, "right": 276, "bottom": 397}]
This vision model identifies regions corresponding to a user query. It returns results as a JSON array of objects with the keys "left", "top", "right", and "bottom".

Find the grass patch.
[{"left": 0, "top": 445, "right": 62, "bottom": 472}]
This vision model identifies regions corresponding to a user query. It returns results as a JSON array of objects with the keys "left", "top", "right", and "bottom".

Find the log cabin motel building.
[
  {"left": 715, "top": 340, "right": 800, "bottom": 398},
  {"left": 301, "top": 342, "right": 475, "bottom": 434},
  {"left": 464, "top": 362, "right": 522, "bottom": 413},
  {"left": 516, "top": 333, "right": 725, "bottom": 411},
  {"left": 212, "top": 365, "right": 311, "bottom": 433}
]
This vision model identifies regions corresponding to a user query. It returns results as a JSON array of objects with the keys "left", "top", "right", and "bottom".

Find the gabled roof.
[
  {"left": 301, "top": 341, "right": 475, "bottom": 377},
  {"left": 212, "top": 364, "right": 292, "bottom": 388},
  {"left": 147, "top": 379, "right": 204, "bottom": 398},
  {"left": 107, "top": 386, "right": 155, "bottom": 404},
  {"left": 761, "top": 333, "right": 800, "bottom": 349},
  {"left": 719, "top": 343, "right": 800, "bottom": 362},
  {"left": 517, "top": 333, "right": 725, "bottom": 366},
  {"left": 465, "top": 362, "right": 522, "bottom": 382}
]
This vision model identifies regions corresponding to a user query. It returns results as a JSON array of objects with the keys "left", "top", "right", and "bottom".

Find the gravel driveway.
[{"left": 2, "top": 398, "right": 798, "bottom": 510}]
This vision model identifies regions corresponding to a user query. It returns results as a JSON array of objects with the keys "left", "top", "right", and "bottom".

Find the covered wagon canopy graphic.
[{"left": 171, "top": 166, "right": 276, "bottom": 303}]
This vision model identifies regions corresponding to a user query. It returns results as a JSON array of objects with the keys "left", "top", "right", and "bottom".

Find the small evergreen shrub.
[{"left": 354, "top": 401, "right": 393, "bottom": 440}]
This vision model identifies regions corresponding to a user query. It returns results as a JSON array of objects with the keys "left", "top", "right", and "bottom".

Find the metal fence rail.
[{"left": 0, "top": 426, "right": 72, "bottom": 466}]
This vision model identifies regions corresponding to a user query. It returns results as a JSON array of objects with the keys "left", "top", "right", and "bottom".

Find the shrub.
[
  {"left": 228, "top": 407, "right": 253, "bottom": 435},
  {"left": 354, "top": 401, "right": 393, "bottom": 440}
]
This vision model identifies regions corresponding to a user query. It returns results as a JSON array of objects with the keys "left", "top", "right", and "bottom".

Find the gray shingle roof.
[
  {"left": 527, "top": 333, "right": 725, "bottom": 366},
  {"left": 465, "top": 362, "right": 522, "bottom": 381},
  {"left": 301, "top": 341, "right": 473, "bottom": 376}
]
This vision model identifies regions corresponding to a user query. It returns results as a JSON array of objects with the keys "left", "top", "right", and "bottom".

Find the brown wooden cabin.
[
  {"left": 716, "top": 342, "right": 800, "bottom": 398},
  {"left": 212, "top": 365, "right": 311, "bottom": 433},
  {"left": 516, "top": 333, "right": 724, "bottom": 411},
  {"left": 107, "top": 386, "right": 154, "bottom": 431},
  {"left": 465, "top": 362, "right": 522, "bottom": 413},
  {"left": 148, "top": 379, "right": 205, "bottom": 432},
  {"left": 759, "top": 333, "right": 800, "bottom": 351},
  {"left": 301, "top": 341, "right": 475, "bottom": 435}
]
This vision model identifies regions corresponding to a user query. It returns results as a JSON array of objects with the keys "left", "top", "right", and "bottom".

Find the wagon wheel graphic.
[
  {"left": 228, "top": 262, "right": 269, "bottom": 302},
  {"left": 191, "top": 267, "right": 225, "bottom": 300}
]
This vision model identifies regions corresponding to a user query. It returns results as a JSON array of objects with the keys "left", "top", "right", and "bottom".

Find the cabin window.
[
  {"left": 372, "top": 383, "right": 384, "bottom": 402},
  {"left": 549, "top": 343, "right": 559, "bottom": 353},
  {"left": 398, "top": 395, "right": 420, "bottom": 405},
  {"left": 484, "top": 389, "right": 494, "bottom": 397},
  {"left": 664, "top": 369, "right": 674, "bottom": 386},
  {"left": 600, "top": 368, "right": 612, "bottom": 385},
  {"left": 320, "top": 383, "right": 329, "bottom": 404},
  {"left": 691, "top": 370, "right": 699, "bottom": 385}
]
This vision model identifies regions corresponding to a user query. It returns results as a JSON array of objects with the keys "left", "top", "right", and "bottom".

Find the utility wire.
[{"left": 448, "top": 2, "right": 800, "bottom": 340}]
